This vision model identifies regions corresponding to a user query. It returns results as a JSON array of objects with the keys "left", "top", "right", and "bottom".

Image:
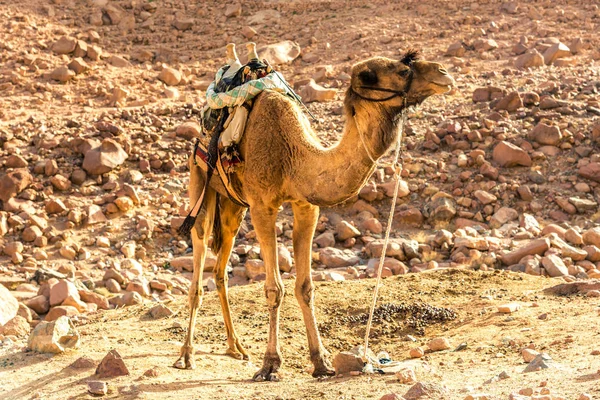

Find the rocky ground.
[{"left": 1, "top": 0, "right": 600, "bottom": 399}]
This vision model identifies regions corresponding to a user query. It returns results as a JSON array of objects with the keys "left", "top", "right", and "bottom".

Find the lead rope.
[{"left": 360, "top": 106, "right": 408, "bottom": 370}]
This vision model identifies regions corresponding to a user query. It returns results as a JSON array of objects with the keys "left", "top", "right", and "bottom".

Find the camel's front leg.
[
  {"left": 250, "top": 205, "right": 284, "bottom": 381},
  {"left": 292, "top": 202, "right": 335, "bottom": 377},
  {"left": 214, "top": 198, "right": 249, "bottom": 360}
]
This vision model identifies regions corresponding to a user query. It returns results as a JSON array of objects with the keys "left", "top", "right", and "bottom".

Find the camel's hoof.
[
  {"left": 312, "top": 366, "right": 335, "bottom": 378},
  {"left": 173, "top": 354, "right": 196, "bottom": 370},
  {"left": 252, "top": 368, "right": 281, "bottom": 382},
  {"left": 226, "top": 347, "right": 250, "bottom": 361}
]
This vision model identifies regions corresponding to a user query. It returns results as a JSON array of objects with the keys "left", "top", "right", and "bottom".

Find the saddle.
[{"left": 178, "top": 43, "right": 298, "bottom": 236}]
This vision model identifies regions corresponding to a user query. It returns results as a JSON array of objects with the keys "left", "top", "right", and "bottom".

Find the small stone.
[
  {"left": 523, "top": 353, "right": 554, "bottom": 373},
  {"left": 96, "top": 349, "right": 130, "bottom": 378},
  {"left": 298, "top": 79, "right": 336, "bottom": 102},
  {"left": 514, "top": 49, "right": 544, "bottom": 69},
  {"left": 428, "top": 337, "right": 451, "bottom": 351},
  {"left": 336, "top": 221, "right": 361, "bottom": 241},
  {"left": 0, "top": 315, "right": 30, "bottom": 337},
  {"left": 149, "top": 304, "right": 174, "bottom": 319},
  {"left": 314, "top": 232, "right": 335, "bottom": 248},
  {"left": 158, "top": 67, "right": 182, "bottom": 86},
  {"left": 241, "top": 26, "right": 257, "bottom": 39},
  {"left": 543, "top": 42, "right": 571, "bottom": 65},
  {"left": 49, "top": 66, "right": 75, "bottom": 83},
  {"left": 530, "top": 123, "right": 562, "bottom": 146},
  {"left": 498, "top": 303, "right": 520, "bottom": 313},
  {"left": 494, "top": 91, "right": 522, "bottom": 112},
  {"left": 332, "top": 351, "right": 364, "bottom": 375},
  {"left": 396, "top": 368, "right": 417, "bottom": 384},
  {"left": 257, "top": 41, "right": 301, "bottom": 65},
  {"left": 409, "top": 347, "right": 425, "bottom": 359},
  {"left": 319, "top": 247, "right": 360, "bottom": 268},
  {"left": 88, "top": 381, "right": 108, "bottom": 396},
  {"left": 108, "top": 55, "right": 131, "bottom": 68},
  {"left": 49, "top": 279, "right": 80, "bottom": 307},
  {"left": 68, "top": 57, "right": 89, "bottom": 74},
  {"left": 541, "top": 254, "right": 569, "bottom": 277},
  {"left": 172, "top": 18, "right": 193, "bottom": 31},
  {"left": 176, "top": 121, "right": 201, "bottom": 139},
  {"left": 82, "top": 139, "right": 128, "bottom": 175},
  {"left": 404, "top": 382, "right": 449, "bottom": 400},
  {"left": 52, "top": 36, "right": 77, "bottom": 54},
  {"left": 522, "top": 348, "right": 540, "bottom": 363},
  {"left": 46, "top": 305, "right": 79, "bottom": 322},
  {"left": 493, "top": 141, "right": 532, "bottom": 167},
  {"left": 500, "top": 238, "right": 550, "bottom": 265},
  {"left": 0, "top": 169, "right": 33, "bottom": 202},
  {"left": 27, "top": 316, "right": 80, "bottom": 353},
  {"left": 71, "top": 356, "right": 96, "bottom": 369},
  {"left": 224, "top": 3, "right": 242, "bottom": 18}
]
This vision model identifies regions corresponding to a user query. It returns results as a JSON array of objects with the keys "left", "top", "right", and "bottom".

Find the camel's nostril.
[{"left": 438, "top": 67, "right": 448, "bottom": 75}]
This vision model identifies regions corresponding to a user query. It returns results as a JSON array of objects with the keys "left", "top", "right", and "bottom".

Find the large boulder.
[
  {"left": 27, "top": 316, "right": 80, "bottom": 353},
  {"left": 0, "top": 169, "right": 33, "bottom": 202},
  {"left": 82, "top": 139, "right": 128, "bottom": 175},
  {"left": 0, "top": 284, "right": 19, "bottom": 326}
]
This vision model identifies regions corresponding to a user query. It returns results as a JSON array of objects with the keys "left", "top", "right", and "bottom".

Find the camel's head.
[{"left": 348, "top": 51, "right": 454, "bottom": 109}]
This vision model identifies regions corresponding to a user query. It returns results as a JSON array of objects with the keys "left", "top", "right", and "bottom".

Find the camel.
[{"left": 174, "top": 50, "right": 454, "bottom": 381}]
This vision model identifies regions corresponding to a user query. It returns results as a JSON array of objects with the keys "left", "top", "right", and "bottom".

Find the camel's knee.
[
  {"left": 215, "top": 274, "right": 227, "bottom": 292},
  {"left": 295, "top": 279, "right": 314, "bottom": 306},
  {"left": 188, "top": 286, "right": 204, "bottom": 309},
  {"left": 265, "top": 285, "right": 284, "bottom": 309}
]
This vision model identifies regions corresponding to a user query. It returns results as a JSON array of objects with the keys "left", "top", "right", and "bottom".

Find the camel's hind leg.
[
  {"left": 174, "top": 161, "right": 217, "bottom": 369},
  {"left": 292, "top": 201, "right": 334, "bottom": 377},
  {"left": 213, "top": 197, "right": 249, "bottom": 360}
]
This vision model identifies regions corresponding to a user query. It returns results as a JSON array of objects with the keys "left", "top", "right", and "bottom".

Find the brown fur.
[{"left": 174, "top": 55, "right": 454, "bottom": 380}]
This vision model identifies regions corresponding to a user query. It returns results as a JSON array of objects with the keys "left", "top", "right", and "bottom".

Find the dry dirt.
[
  {"left": 1, "top": 0, "right": 600, "bottom": 399},
  {"left": 3, "top": 270, "right": 600, "bottom": 399}
]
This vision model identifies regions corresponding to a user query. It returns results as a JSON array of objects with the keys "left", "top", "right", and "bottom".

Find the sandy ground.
[{"left": 2, "top": 270, "right": 600, "bottom": 399}]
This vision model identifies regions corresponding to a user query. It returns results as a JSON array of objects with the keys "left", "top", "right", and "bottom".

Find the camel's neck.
[{"left": 299, "top": 103, "right": 403, "bottom": 207}]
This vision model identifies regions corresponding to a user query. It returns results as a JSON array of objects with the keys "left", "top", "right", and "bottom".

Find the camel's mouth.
[{"left": 428, "top": 72, "right": 455, "bottom": 93}]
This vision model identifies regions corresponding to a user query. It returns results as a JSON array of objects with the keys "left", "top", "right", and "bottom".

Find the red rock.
[
  {"left": 95, "top": 349, "right": 130, "bottom": 378},
  {"left": 0, "top": 284, "right": 19, "bottom": 326},
  {"left": 176, "top": 121, "right": 201, "bottom": 139},
  {"left": 49, "top": 279, "right": 80, "bottom": 307},
  {"left": 583, "top": 228, "right": 600, "bottom": 248},
  {"left": 530, "top": 123, "right": 562, "bottom": 146},
  {"left": 45, "top": 305, "right": 79, "bottom": 321},
  {"left": 79, "top": 290, "right": 109, "bottom": 310},
  {"left": 428, "top": 337, "right": 451, "bottom": 351},
  {"left": 493, "top": 141, "right": 532, "bottom": 167},
  {"left": 298, "top": 79, "right": 336, "bottom": 103},
  {"left": 158, "top": 67, "right": 181, "bottom": 86},
  {"left": 257, "top": 41, "right": 301, "bottom": 65},
  {"left": 514, "top": 49, "right": 544, "bottom": 69},
  {"left": 25, "top": 295, "right": 49, "bottom": 314},
  {"left": 494, "top": 91, "right": 523, "bottom": 112},
  {"left": 578, "top": 162, "right": 600, "bottom": 183},
  {"left": 82, "top": 139, "right": 128, "bottom": 175},
  {"left": 52, "top": 36, "right": 77, "bottom": 54},
  {"left": 393, "top": 208, "right": 424, "bottom": 228},
  {"left": 500, "top": 238, "right": 551, "bottom": 265},
  {"left": 1, "top": 315, "right": 30, "bottom": 337},
  {"left": 0, "top": 169, "right": 33, "bottom": 202},
  {"left": 541, "top": 254, "right": 569, "bottom": 277},
  {"left": 543, "top": 42, "right": 571, "bottom": 65}
]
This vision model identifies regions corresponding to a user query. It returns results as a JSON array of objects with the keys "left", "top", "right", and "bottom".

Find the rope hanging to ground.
[{"left": 360, "top": 108, "right": 407, "bottom": 370}]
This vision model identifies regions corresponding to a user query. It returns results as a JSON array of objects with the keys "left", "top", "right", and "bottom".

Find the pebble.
[
  {"left": 428, "top": 337, "right": 451, "bottom": 351},
  {"left": 87, "top": 381, "right": 108, "bottom": 396},
  {"left": 96, "top": 349, "right": 130, "bottom": 378}
]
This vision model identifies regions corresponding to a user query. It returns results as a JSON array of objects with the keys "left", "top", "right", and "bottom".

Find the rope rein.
[{"left": 353, "top": 91, "right": 409, "bottom": 368}]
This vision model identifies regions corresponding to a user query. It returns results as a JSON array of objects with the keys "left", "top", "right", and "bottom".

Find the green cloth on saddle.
[{"left": 205, "top": 66, "right": 296, "bottom": 109}]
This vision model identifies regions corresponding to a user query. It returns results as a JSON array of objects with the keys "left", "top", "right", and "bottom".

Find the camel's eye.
[{"left": 399, "top": 68, "right": 411, "bottom": 77}]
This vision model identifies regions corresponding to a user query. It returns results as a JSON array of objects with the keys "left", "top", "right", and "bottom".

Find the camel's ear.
[{"left": 358, "top": 69, "right": 378, "bottom": 86}]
